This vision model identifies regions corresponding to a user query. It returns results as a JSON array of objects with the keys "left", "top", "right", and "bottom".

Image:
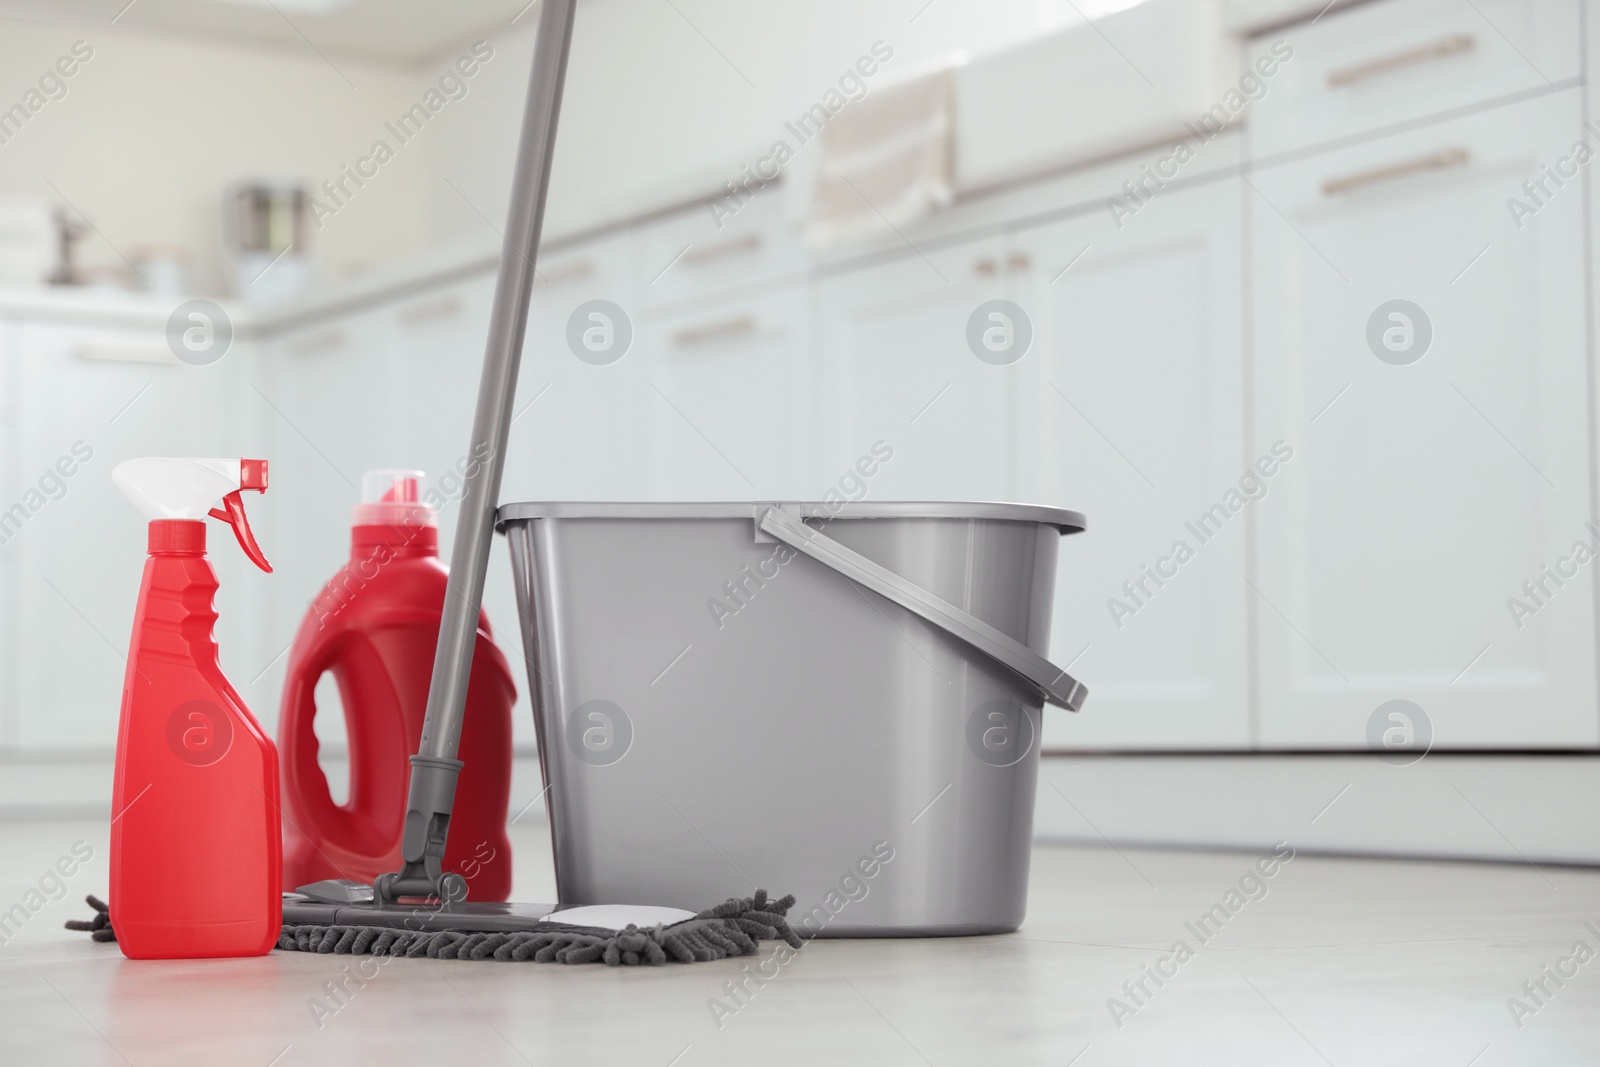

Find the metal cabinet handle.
[
  {"left": 76, "top": 339, "right": 179, "bottom": 364},
  {"left": 1321, "top": 146, "right": 1469, "bottom": 197},
  {"left": 398, "top": 295, "right": 463, "bottom": 324},
  {"left": 679, "top": 234, "right": 762, "bottom": 267},
  {"left": 975, "top": 254, "right": 1030, "bottom": 277},
  {"left": 671, "top": 315, "right": 756, "bottom": 348},
  {"left": 288, "top": 328, "right": 347, "bottom": 355},
  {"left": 1327, "top": 33, "right": 1474, "bottom": 89},
  {"left": 534, "top": 259, "right": 593, "bottom": 286}
]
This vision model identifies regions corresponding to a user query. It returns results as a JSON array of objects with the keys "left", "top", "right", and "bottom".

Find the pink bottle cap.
[{"left": 353, "top": 469, "right": 436, "bottom": 529}]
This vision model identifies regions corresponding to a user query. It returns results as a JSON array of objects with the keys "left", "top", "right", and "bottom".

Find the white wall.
[
  {"left": 0, "top": 0, "right": 1100, "bottom": 293},
  {"left": 0, "top": 18, "right": 430, "bottom": 295},
  {"left": 426, "top": 0, "right": 1086, "bottom": 245}
]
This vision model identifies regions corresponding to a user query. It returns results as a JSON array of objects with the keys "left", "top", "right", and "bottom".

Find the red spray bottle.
[
  {"left": 278, "top": 470, "right": 515, "bottom": 901},
  {"left": 109, "top": 457, "right": 280, "bottom": 959}
]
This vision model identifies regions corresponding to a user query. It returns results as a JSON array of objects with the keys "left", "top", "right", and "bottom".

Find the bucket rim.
[{"left": 495, "top": 500, "right": 1085, "bottom": 533}]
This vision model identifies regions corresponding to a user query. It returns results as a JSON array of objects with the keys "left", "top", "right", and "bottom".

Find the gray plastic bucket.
[{"left": 496, "top": 501, "right": 1086, "bottom": 936}]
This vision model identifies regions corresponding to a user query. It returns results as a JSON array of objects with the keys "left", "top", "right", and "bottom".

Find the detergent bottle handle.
[
  {"left": 283, "top": 617, "right": 419, "bottom": 868},
  {"left": 208, "top": 491, "right": 272, "bottom": 572},
  {"left": 281, "top": 632, "right": 351, "bottom": 857}
]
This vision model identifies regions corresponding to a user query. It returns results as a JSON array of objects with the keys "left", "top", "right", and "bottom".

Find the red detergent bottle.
[
  {"left": 109, "top": 457, "right": 280, "bottom": 959},
  {"left": 278, "top": 470, "right": 515, "bottom": 901}
]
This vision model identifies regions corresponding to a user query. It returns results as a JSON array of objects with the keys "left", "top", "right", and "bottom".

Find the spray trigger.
[{"left": 209, "top": 490, "right": 272, "bottom": 573}]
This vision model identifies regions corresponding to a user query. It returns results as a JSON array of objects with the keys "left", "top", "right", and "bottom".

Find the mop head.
[{"left": 69, "top": 891, "right": 804, "bottom": 966}]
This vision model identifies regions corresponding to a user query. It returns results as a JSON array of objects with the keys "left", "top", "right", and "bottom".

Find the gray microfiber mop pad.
[
  {"left": 70, "top": 890, "right": 804, "bottom": 966},
  {"left": 65, "top": 895, "right": 116, "bottom": 941}
]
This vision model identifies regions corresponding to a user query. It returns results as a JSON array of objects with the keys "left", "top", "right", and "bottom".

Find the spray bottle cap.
[
  {"left": 112, "top": 458, "right": 272, "bottom": 572},
  {"left": 353, "top": 469, "right": 435, "bottom": 530}
]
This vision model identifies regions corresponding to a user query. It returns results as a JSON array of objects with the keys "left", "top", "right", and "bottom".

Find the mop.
[
  {"left": 70, "top": 0, "right": 803, "bottom": 966},
  {"left": 71, "top": 892, "right": 803, "bottom": 966}
]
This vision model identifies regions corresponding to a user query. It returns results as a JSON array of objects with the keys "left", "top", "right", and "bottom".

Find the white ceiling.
[{"left": 0, "top": 0, "right": 538, "bottom": 66}]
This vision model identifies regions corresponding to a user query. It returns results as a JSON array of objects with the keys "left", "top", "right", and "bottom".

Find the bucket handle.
[{"left": 756, "top": 506, "right": 1087, "bottom": 712}]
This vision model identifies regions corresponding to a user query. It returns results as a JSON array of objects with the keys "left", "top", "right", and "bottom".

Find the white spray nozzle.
[
  {"left": 114, "top": 459, "right": 246, "bottom": 520},
  {"left": 113, "top": 458, "right": 271, "bottom": 571}
]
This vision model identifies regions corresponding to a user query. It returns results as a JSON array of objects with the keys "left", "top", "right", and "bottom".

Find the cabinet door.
[
  {"left": 1250, "top": 92, "right": 1595, "bottom": 747},
  {"left": 391, "top": 278, "right": 495, "bottom": 481},
  {"left": 1013, "top": 177, "right": 1248, "bottom": 750},
  {"left": 256, "top": 307, "right": 402, "bottom": 725},
  {"left": 1, "top": 317, "right": 269, "bottom": 752},
  {"left": 813, "top": 236, "right": 1014, "bottom": 501},
  {"left": 387, "top": 274, "right": 540, "bottom": 747},
  {"left": 637, "top": 287, "right": 812, "bottom": 499},
  {"left": 0, "top": 317, "right": 11, "bottom": 751},
  {"left": 501, "top": 234, "right": 650, "bottom": 502}
]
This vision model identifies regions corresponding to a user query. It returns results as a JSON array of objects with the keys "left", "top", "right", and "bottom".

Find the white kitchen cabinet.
[
  {"left": 634, "top": 187, "right": 804, "bottom": 312},
  {"left": 10, "top": 0, "right": 1596, "bottom": 770},
  {"left": 0, "top": 318, "right": 11, "bottom": 752},
  {"left": 636, "top": 286, "right": 813, "bottom": 500},
  {"left": 813, "top": 235, "right": 1014, "bottom": 502},
  {"left": 386, "top": 274, "right": 539, "bottom": 747},
  {"left": 390, "top": 279, "right": 495, "bottom": 481},
  {"left": 252, "top": 305, "right": 403, "bottom": 729},
  {"left": 1593, "top": 0, "right": 1600, "bottom": 99},
  {"left": 1249, "top": 0, "right": 1581, "bottom": 159},
  {"left": 262, "top": 271, "right": 534, "bottom": 746},
  {"left": 499, "top": 233, "right": 651, "bottom": 503},
  {"left": 1249, "top": 91, "right": 1595, "bottom": 748},
  {"left": 0, "top": 315, "right": 270, "bottom": 752},
  {"left": 1012, "top": 172, "right": 1249, "bottom": 751}
]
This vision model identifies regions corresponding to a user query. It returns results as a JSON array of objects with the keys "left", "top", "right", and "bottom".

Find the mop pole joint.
[{"left": 374, "top": 755, "right": 465, "bottom": 905}]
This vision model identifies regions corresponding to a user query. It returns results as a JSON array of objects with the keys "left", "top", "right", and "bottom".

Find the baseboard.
[
  {"left": 9, "top": 753, "right": 1596, "bottom": 867},
  {"left": 0, "top": 757, "right": 553, "bottom": 825},
  {"left": 1034, "top": 753, "right": 1600, "bottom": 866},
  {"left": 0, "top": 759, "right": 118, "bottom": 820}
]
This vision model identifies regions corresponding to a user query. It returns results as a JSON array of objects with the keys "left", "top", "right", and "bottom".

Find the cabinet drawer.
[
  {"left": 637, "top": 290, "right": 812, "bottom": 499},
  {"left": 532, "top": 233, "right": 637, "bottom": 306},
  {"left": 1249, "top": 0, "right": 1579, "bottom": 159},
  {"left": 636, "top": 188, "right": 804, "bottom": 311},
  {"left": 504, "top": 230, "right": 653, "bottom": 504}
]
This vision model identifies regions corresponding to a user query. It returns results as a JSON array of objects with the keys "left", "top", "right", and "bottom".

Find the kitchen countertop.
[
  {"left": 0, "top": 231, "right": 504, "bottom": 338},
  {"left": 1223, "top": 0, "right": 1353, "bottom": 34}
]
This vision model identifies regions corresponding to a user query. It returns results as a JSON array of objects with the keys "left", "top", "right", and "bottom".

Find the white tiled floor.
[{"left": 1, "top": 818, "right": 1597, "bottom": 1065}]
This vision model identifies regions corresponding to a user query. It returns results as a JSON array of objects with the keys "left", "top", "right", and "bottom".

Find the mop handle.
[{"left": 380, "top": 0, "right": 579, "bottom": 904}]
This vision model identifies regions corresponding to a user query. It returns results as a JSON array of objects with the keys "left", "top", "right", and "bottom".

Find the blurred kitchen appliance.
[
  {"left": 48, "top": 205, "right": 90, "bottom": 287},
  {"left": 0, "top": 198, "right": 57, "bottom": 287},
  {"left": 223, "top": 178, "right": 312, "bottom": 303}
]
